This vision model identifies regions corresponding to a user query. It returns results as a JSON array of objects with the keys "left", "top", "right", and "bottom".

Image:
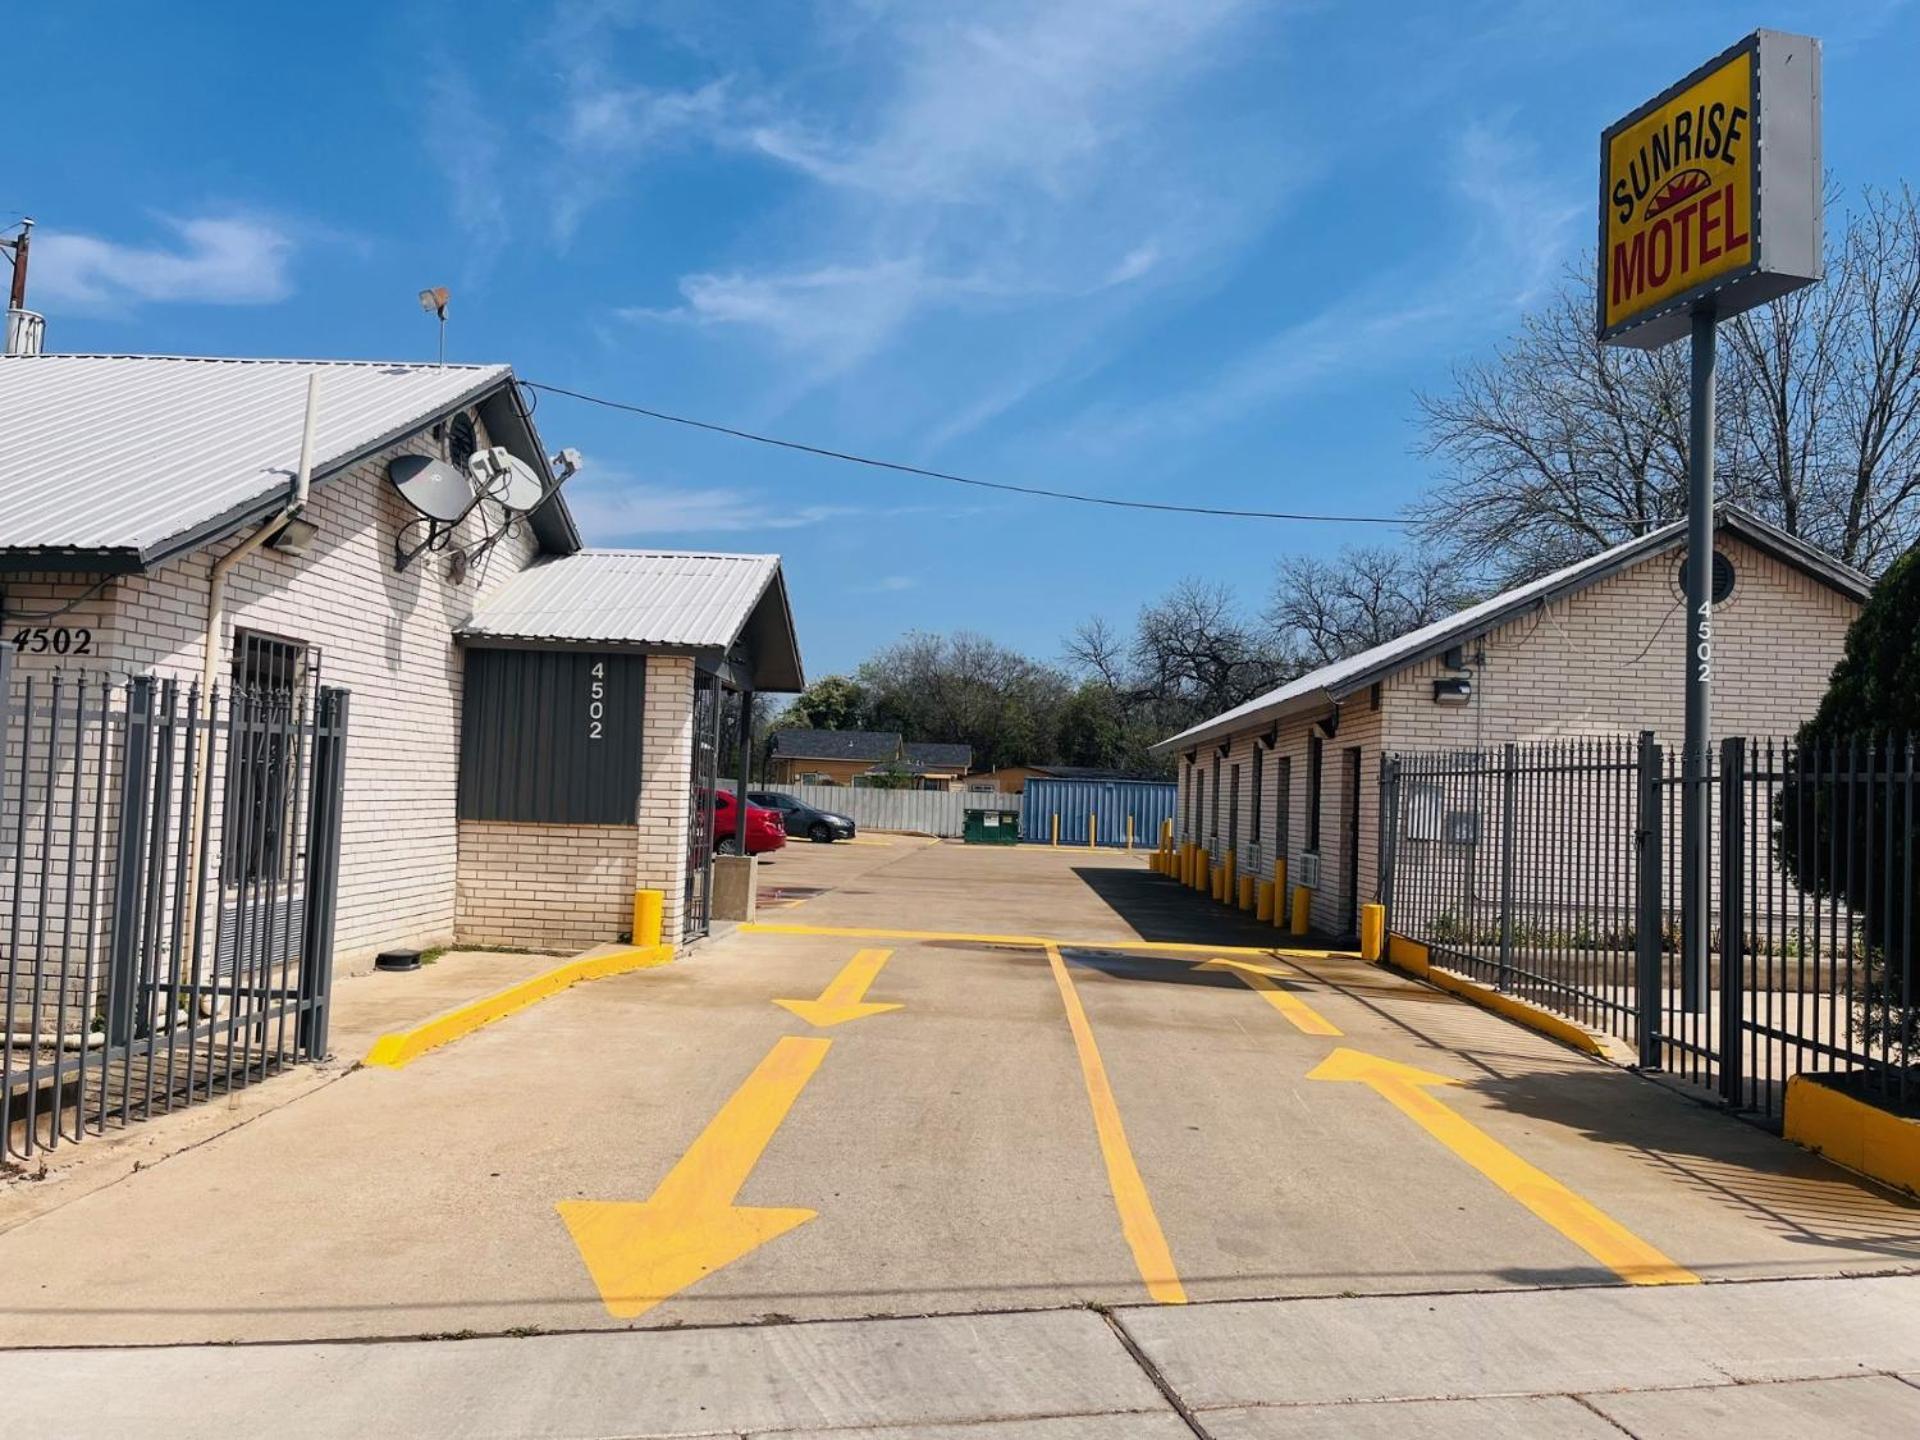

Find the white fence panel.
[{"left": 756, "top": 783, "right": 1018, "bottom": 838}]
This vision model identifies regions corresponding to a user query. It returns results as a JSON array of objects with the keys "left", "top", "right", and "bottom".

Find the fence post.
[
  {"left": 106, "top": 676, "right": 155, "bottom": 1049},
  {"left": 1634, "top": 729, "right": 1663, "bottom": 1070},
  {"left": 1718, "top": 736, "right": 1746, "bottom": 1106},
  {"left": 1498, "top": 741, "right": 1518, "bottom": 992},
  {"left": 298, "top": 687, "right": 349, "bottom": 1059},
  {"left": 1377, "top": 755, "right": 1400, "bottom": 928}
]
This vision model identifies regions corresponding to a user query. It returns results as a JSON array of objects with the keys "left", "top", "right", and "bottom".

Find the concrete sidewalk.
[{"left": 12, "top": 1273, "right": 1920, "bottom": 1438}]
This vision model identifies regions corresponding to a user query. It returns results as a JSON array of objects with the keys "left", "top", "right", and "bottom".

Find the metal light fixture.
[{"left": 418, "top": 286, "right": 450, "bottom": 367}]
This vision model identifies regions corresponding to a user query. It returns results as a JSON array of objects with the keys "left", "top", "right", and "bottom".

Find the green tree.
[
  {"left": 1779, "top": 543, "right": 1920, "bottom": 1055},
  {"left": 780, "top": 675, "right": 871, "bottom": 732}
]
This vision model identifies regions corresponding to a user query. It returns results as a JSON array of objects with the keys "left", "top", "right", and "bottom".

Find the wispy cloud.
[
  {"left": 33, "top": 214, "right": 295, "bottom": 310},
  {"left": 566, "top": 479, "right": 861, "bottom": 538},
  {"left": 588, "top": 0, "right": 1292, "bottom": 391},
  {"left": 423, "top": 67, "right": 508, "bottom": 275},
  {"left": 1068, "top": 116, "right": 1583, "bottom": 449},
  {"left": 553, "top": 76, "right": 733, "bottom": 241},
  {"left": 856, "top": 575, "right": 918, "bottom": 594}
]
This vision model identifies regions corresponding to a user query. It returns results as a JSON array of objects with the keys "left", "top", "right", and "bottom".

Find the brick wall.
[
  {"left": 1383, "top": 536, "right": 1856, "bottom": 752},
  {"left": 1169, "top": 535, "right": 1861, "bottom": 939},
  {"left": 455, "top": 820, "right": 636, "bottom": 950},
  {"left": 3, "top": 414, "right": 545, "bottom": 972},
  {"left": 636, "top": 654, "right": 695, "bottom": 944}
]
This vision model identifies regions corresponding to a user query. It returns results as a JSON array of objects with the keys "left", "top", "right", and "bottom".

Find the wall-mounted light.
[
  {"left": 1432, "top": 675, "right": 1472, "bottom": 705},
  {"left": 266, "top": 516, "right": 321, "bottom": 557}
]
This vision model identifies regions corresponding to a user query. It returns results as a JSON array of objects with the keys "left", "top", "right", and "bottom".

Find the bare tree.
[
  {"left": 1269, "top": 546, "right": 1477, "bottom": 666},
  {"left": 1416, "top": 186, "right": 1920, "bottom": 581}
]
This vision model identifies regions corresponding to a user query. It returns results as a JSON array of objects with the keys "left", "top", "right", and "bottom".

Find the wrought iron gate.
[
  {"left": 1, "top": 652, "right": 348, "bottom": 1161},
  {"left": 1382, "top": 733, "right": 1917, "bottom": 1126},
  {"left": 683, "top": 670, "right": 722, "bottom": 944}
]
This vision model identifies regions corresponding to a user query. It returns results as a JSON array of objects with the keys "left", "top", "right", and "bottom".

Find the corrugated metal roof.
[
  {"left": 0, "top": 353, "right": 528, "bottom": 564},
  {"left": 1151, "top": 507, "right": 1870, "bottom": 755},
  {"left": 460, "top": 549, "right": 805, "bottom": 692}
]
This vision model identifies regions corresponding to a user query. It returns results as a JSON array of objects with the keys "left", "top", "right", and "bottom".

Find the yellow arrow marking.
[
  {"left": 1196, "top": 957, "right": 1342, "bottom": 1036},
  {"left": 774, "top": 948, "right": 902, "bottom": 1027},
  {"left": 1044, "top": 943, "right": 1186, "bottom": 1304},
  {"left": 557, "top": 1035, "right": 830, "bottom": 1318},
  {"left": 1308, "top": 1047, "right": 1698, "bottom": 1286}
]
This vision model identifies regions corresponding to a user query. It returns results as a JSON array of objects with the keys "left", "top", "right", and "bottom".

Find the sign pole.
[{"left": 1680, "top": 305, "right": 1716, "bottom": 1014}]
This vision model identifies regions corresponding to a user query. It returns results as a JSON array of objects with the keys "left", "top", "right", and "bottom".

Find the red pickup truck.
[{"left": 709, "top": 788, "right": 787, "bottom": 855}]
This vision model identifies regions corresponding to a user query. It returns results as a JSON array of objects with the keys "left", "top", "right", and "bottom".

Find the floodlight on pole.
[{"left": 418, "top": 286, "right": 450, "bottom": 367}]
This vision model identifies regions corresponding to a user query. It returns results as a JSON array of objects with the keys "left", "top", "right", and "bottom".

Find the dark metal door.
[{"left": 1342, "top": 746, "right": 1362, "bottom": 934}]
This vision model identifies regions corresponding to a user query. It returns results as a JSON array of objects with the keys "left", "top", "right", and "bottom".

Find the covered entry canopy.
[{"left": 458, "top": 548, "right": 804, "bottom": 692}]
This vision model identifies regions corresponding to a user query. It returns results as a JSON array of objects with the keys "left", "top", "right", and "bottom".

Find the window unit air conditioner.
[{"left": 1297, "top": 851, "right": 1322, "bottom": 890}]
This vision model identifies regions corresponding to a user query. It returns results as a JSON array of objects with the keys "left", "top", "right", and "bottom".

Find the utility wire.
[{"left": 521, "top": 380, "right": 1408, "bottom": 526}]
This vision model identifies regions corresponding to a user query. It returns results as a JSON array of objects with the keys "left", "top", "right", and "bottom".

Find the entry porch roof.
[{"left": 459, "top": 548, "right": 804, "bottom": 693}]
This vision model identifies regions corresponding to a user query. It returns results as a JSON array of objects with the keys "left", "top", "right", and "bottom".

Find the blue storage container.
[{"left": 1021, "top": 776, "right": 1177, "bottom": 849}]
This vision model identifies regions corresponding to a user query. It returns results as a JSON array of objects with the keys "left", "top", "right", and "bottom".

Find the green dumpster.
[{"left": 963, "top": 808, "right": 1018, "bottom": 845}]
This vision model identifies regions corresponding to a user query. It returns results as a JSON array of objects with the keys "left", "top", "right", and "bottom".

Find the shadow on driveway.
[{"left": 1070, "top": 863, "right": 1351, "bottom": 950}]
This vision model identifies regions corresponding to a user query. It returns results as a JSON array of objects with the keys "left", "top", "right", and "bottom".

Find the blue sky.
[{"left": 13, "top": 1, "right": 1917, "bottom": 681}]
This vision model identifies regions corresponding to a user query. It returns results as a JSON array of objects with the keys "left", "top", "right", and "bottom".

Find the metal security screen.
[{"left": 0, "top": 651, "right": 348, "bottom": 1161}]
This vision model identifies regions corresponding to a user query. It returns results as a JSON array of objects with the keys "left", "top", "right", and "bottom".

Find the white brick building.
[
  {"left": 1153, "top": 511, "right": 1869, "bottom": 939},
  {"left": 0, "top": 353, "right": 801, "bottom": 995}
]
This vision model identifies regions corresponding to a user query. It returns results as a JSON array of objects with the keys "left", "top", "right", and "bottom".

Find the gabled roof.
[
  {"left": 0, "top": 353, "right": 580, "bottom": 571},
  {"left": 460, "top": 549, "right": 804, "bottom": 692},
  {"left": 905, "top": 741, "right": 973, "bottom": 771},
  {"left": 1152, "top": 507, "right": 1870, "bottom": 755},
  {"left": 771, "top": 728, "right": 902, "bottom": 763}
]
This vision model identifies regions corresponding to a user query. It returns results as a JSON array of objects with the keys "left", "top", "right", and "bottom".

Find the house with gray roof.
[
  {"left": 1152, "top": 509, "right": 1869, "bottom": 939},
  {"left": 768, "top": 728, "right": 973, "bottom": 789},
  {"left": 0, "top": 348, "right": 803, "bottom": 1030}
]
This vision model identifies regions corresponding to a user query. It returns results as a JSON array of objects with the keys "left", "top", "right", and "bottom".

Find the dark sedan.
[{"left": 747, "top": 791, "right": 857, "bottom": 843}]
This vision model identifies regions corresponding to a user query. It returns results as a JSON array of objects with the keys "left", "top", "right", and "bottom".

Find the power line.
[{"left": 520, "top": 379, "right": 1408, "bottom": 526}]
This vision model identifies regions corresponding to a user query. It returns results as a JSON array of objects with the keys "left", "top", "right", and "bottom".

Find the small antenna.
[{"left": 417, "top": 285, "right": 449, "bottom": 367}]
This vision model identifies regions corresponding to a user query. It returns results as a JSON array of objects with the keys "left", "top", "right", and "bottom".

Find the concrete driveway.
[{"left": 1, "top": 838, "right": 1916, "bottom": 1353}]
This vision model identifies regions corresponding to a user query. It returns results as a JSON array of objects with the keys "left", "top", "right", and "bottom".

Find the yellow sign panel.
[{"left": 1600, "top": 49, "right": 1754, "bottom": 335}]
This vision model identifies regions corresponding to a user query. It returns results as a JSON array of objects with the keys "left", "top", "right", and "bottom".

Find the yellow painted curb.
[
  {"left": 365, "top": 944, "right": 675, "bottom": 1069},
  {"left": 1377, "top": 932, "right": 1606, "bottom": 1059},
  {"left": 1785, "top": 1074, "right": 1920, "bottom": 1197}
]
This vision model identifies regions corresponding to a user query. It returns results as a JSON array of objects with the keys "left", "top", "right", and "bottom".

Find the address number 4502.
[{"left": 11, "top": 627, "right": 93, "bottom": 656}]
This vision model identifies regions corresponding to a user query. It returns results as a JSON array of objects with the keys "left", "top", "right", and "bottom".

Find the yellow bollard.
[
  {"left": 1161, "top": 818, "right": 1173, "bottom": 850},
  {"left": 1089, "top": 812, "right": 1098, "bottom": 848},
  {"left": 1209, "top": 862, "right": 1223, "bottom": 901},
  {"left": 1223, "top": 849, "right": 1237, "bottom": 906},
  {"left": 1290, "top": 884, "right": 1312, "bottom": 937},
  {"left": 1237, "top": 874, "right": 1255, "bottom": 911},
  {"left": 1051, "top": 813, "right": 1059, "bottom": 848},
  {"left": 631, "top": 888, "right": 664, "bottom": 949},
  {"left": 1360, "top": 903, "right": 1386, "bottom": 962},
  {"left": 1256, "top": 879, "right": 1275, "bottom": 922},
  {"left": 1126, "top": 814, "right": 1135, "bottom": 850},
  {"left": 1272, "top": 858, "right": 1289, "bottom": 928}
]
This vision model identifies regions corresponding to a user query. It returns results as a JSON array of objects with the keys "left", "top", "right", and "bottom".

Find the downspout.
[{"left": 186, "top": 373, "right": 320, "bottom": 967}]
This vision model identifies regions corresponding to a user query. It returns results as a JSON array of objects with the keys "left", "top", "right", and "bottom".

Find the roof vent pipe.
[
  {"left": 3, "top": 217, "right": 41, "bottom": 355},
  {"left": 185, "top": 370, "right": 322, "bottom": 976}
]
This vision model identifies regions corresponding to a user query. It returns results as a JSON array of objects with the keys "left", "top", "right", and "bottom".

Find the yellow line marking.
[
  {"left": 557, "top": 1035, "right": 830, "bottom": 1319},
  {"left": 365, "top": 944, "right": 674, "bottom": 1069},
  {"left": 774, "top": 947, "right": 902, "bottom": 1027},
  {"left": 741, "top": 921, "right": 1349, "bottom": 961},
  {"left": 1195, "top": 957, "right": 1342, "bottom": 1036},
  {"left": 1043, "top": 942, "right": 1186, "bottom": 1305},
  {"left": 1308, "top": 1047, "right": 1698, "bottom": 1286}
]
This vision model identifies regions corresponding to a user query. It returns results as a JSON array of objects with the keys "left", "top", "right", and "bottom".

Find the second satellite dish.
[
  {"left": 469, "top": 446, "right": 545, "bottom": 513},
  {"left": 389, "top": 454, "right": 478, "bottom": 524}
]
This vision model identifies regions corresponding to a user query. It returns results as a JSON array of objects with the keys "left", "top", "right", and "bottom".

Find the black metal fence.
[
  {"left": 1382, "top": 733, "right": 1917, "bottom": 1124},
  {"left": 1, "top": 652, "right": 348, "bottom": 1162}
]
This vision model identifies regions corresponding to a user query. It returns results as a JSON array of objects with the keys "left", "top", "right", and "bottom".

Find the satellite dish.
[
  {"left": 389, "top": 453, "right": 477, "bottom": 524},
  {"left": 469, "top": 446, "right": 545, "bottom": 514}
]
